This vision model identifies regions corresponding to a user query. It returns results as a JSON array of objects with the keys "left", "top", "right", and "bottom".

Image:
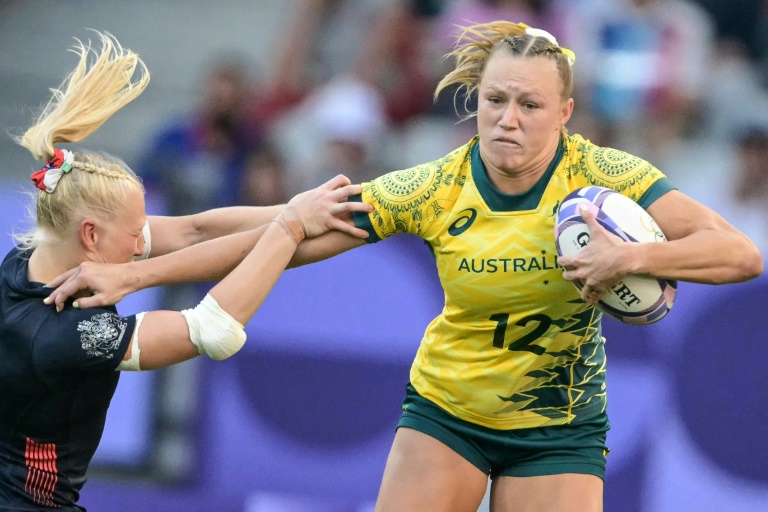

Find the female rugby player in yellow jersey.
[{"left": 45, "top": 23, "right": 762, "bottom": 512}]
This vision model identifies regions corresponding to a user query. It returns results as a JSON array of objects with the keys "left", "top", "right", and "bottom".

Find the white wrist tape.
[
  {"left": 117, "top": 312, "right": 145, "bottom": 371},
  {"left": 180, "top": 294, "right": 246, "bottom": 361},
  {"left": 134, "top": 221, "right": 152, "bottom": 261}
]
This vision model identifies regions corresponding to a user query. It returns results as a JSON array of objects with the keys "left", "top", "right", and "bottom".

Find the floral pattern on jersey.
[
  {"left": 572, "top": 140, "right": 663, "bottom": 201},
  {"left": 77, "top": 312, "right": 128, "bottom": 359},
  {"left": 366, "top": 146, "right": 468, "bottom": 239}
]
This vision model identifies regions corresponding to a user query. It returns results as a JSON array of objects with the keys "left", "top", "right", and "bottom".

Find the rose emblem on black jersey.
[{"left": 77, "top": 313, "right": 127, "bottom": 359}]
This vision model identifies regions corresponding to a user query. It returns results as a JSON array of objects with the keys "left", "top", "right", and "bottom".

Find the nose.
[{"left": 499, "top": 104, "right": 520, "bottom": 130}]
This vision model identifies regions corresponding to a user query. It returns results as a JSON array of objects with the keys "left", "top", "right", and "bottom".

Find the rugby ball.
[{"left": 555, "top": 186, "right": 677, "bottom": 325}]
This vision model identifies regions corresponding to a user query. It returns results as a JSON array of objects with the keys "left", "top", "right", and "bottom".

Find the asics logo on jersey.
[{"left": 448, "top": 208, "right": 477, "bottom": 236}]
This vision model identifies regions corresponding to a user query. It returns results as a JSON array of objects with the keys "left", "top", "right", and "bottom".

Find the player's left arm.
[
  {"left": 633, "top": 190, "right": 762, "bottom": 283},
  {"left": 146, "top": 205, "right": 285, "bottom": 257},
  {"left": 560, "top": 189, "right": 763, "bottom": 304},
  {"left": 564, "top": 190, "right": 763, "bottom": 293}
]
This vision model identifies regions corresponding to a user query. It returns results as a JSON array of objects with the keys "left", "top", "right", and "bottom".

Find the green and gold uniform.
[{"left": 354, "top": 134, "right": 673, "bottom": 431}]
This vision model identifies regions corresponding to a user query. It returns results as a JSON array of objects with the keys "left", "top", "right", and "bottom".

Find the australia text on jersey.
[{"left": 457, "top": 253, "right": 559, "bottom": 273}]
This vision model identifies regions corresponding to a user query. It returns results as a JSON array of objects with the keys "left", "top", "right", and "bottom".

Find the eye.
[
  {"left": 488, "top": 96, "right": 502, "bottom": 105},
  {"left": 523, "top": 102, "right": 538, "bottom": 110}
]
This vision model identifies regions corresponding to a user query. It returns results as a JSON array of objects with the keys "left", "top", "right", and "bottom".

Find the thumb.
[{"left": 579, "top": 204, "right": 601, "bottom": 231}]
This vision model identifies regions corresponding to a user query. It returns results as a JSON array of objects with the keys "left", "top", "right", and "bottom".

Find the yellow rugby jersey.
[{"left": 352, "top": 134, "right": 674, "bottom": 430}]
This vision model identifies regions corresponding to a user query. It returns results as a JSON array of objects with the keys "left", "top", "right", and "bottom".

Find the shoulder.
[
  {"left": 1, "top": 246, "right": 27, "bottom": 268},
  {"left": 367, "top": 140, "right": 473, "bottom": 211},
  {"left": 2, "top": 246, "right": 20, "bottom": 264},
  {"left": 565, "top": 134, "right": 665, "bottom": 192},
  {"left": 33, "top": 307, "right": 135, "bottom": 375}
]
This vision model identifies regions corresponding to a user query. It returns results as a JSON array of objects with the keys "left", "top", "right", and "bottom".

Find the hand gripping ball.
[{"left": 555, "top": 186, "right": 677, "bottom": 325}]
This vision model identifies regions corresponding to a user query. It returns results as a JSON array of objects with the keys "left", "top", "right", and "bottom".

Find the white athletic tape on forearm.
[
  {"left": 134, "top": 221, "right": 151, "bottom": 261},
  {"left": 181, "top": 294, "right": 246, "bottom": 361},
  {"left": 116, "top": 312, "right": 145, "bottom": 371}
]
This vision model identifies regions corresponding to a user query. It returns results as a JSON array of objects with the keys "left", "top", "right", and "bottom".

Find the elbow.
[
  {"left": 188, "top": 214, "right": 207, "bottom": 245},
  {"left": 739, "top": 245, "right": 764, "bottom": 281},
  {"left": 718, "top": 242, "right": 764, "bottom": 284}
]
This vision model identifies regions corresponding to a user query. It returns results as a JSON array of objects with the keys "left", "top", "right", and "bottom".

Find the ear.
[
  {"left": 78, "top": 218, "right": 99, "bottom": 252},
  {"left": 560, "top": 97, "right": 574, "bottom": 127}
]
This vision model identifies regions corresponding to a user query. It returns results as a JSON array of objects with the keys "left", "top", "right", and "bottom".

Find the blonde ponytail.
[
  {"left": 18, "top": 31, "right": 149, "bottom": 161},
  {"left": 14, "top": 31, "right": 148, "bottom": 250}
]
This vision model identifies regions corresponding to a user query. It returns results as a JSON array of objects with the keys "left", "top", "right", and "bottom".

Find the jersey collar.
[{"left": 471, "top": 137, "right": 565, "bottom": 212}]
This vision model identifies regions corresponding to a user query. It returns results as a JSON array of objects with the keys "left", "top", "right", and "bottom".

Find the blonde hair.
[
  {"left": 435, "top": 21, "right": 574, "bottom": 120},
  {"left": 15, "top": 31, "right": 149, "bottom": 250}
]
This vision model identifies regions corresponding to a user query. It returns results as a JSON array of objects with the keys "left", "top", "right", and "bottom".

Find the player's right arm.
[
  {"left": 145, "top": 204, "right": 286, "bottom": 257},
  {"left": 44, "top": 219, "right": 367, "bottom": 311},
  {"left": 48, "top": 176, "right": 373, "bottom": 370},
  {"left": 118, "top": 217, "right": 307, "bottom": 370}
]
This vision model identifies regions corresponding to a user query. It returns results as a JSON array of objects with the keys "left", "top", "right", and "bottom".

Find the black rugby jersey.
[{"left": 0, "top": 247, "right": 135, "bottom": 511}]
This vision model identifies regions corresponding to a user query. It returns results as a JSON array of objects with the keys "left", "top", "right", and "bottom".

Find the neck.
[{"left": 28, "top": 239, "right": 86, "bottom": 285}]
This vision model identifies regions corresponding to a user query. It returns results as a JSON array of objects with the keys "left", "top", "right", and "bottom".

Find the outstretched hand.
[
  {"left": 558, "top": 205, "right": 630, "bottom": 304},
  {"left": 43, "top": 262, "right": 135, "bottom": 311},
  {"left": 288, "top": 174, "right": 374, "bottom": 238}
]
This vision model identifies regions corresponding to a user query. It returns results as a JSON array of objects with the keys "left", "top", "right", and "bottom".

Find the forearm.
[
  {"left": 628, "top": 229, "right": 763, "bottom": 284},
  {"left": 288, "top": 230, "right": 365, "bottom": 268},
  {"left": 210, "top": 221, "right": 299, "bottom": 324},
  {"left": 148, "top": 205, "right": 284, "bottom": 256},
  {"left": 190, "top": 205, "right": 285, "bottom": 242},
  {"left": 130, "top": 226, "right": 269, "bottom": 291}
]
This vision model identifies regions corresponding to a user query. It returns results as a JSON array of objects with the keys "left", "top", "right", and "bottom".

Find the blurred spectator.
[
  {"left": 139, "top": 56, "right": 261, "bottom": 216},
  {"left": 240, "top": 144, "right": 289, "bottom": 206},
  {"left": 351, "top": 0, "right": 447, "bottom": 125},
  {"left": 560, "top": 0, "right": 714, "bottom": 150},
  {"left": 271, "top": 77, "right": 388, "bottom": 192},
  {"left": 731, "top": 126, "right": 768, "bottom": 253},
  {"left": 702, "top": 39, "right": 768, "bottom": 142},
  {"left": 734, "top": 127, "right": 768, "bottom": 202},
  {"left": 254, "top": 0, "right": 399, "bottom": 128}
]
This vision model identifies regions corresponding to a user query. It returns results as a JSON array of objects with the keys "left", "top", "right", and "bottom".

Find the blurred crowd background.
[{"left": 1, "top": 1, "right": 767, "bottom": 511}]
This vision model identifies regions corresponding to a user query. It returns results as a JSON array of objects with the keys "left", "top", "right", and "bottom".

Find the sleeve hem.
[
  {"left": 638, "top": 177, "right": 676, "bottom": 209},
  {"left": 350, "top": 194, "right": 381, "bottom": 244}
]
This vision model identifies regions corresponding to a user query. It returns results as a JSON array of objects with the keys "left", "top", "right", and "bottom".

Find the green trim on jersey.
[
  {"left": 349, "top": 194, "right": 380, "bottom": 243},
  {"left": 637, "top": 177, "right": 675, "bottom": 209},
  {"left": 471, "top": 139, "right": 565, "bottom": 212},
  {"left": 354, "top": 134, "right": 670, "bottom": 430}
]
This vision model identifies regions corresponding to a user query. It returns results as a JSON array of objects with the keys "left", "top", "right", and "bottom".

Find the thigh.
[
  {"left": 490, "top": 473, "right": 603, "bottom": 512},
  {"left": 375, "top": 427, "right": 489, "bottom": 512}
]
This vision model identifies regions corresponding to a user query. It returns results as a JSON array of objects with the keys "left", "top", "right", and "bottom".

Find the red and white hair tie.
[{"left": 30, "top": 148, "right": 75, "bottom": 193}]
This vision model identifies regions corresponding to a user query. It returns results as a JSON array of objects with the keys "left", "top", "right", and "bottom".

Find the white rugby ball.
[{"left": 555, "top": 186, "right": 677, "bottom": 325}]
